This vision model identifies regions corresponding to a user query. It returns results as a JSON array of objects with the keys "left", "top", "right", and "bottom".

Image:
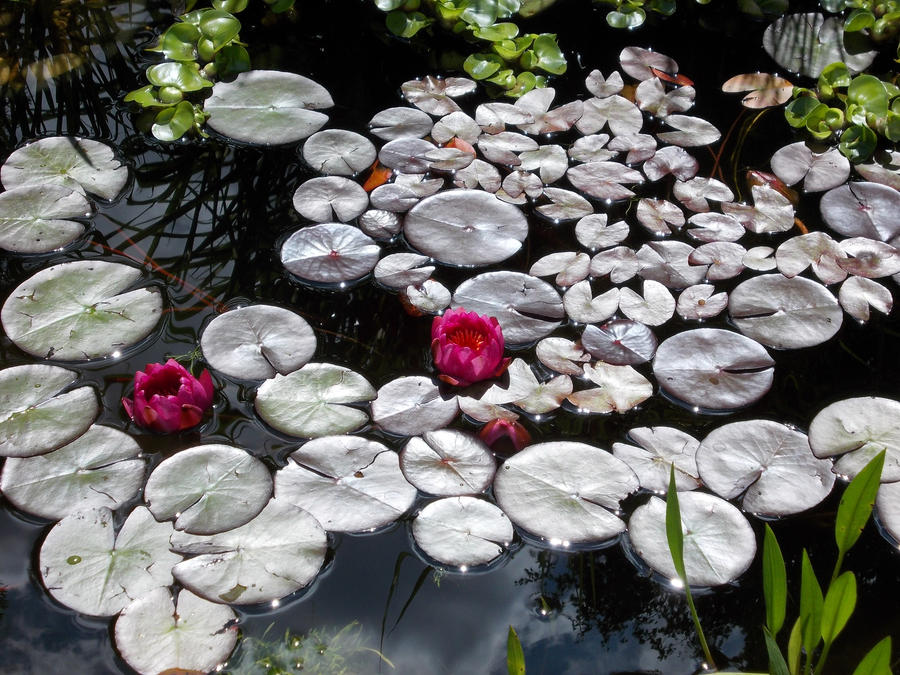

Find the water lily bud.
[
  {"left": 478, "top": 418, "right": 531, "bottom": 457},
  {"left": 158, "top": 86, "right": 183, "bottom": 104},
  {"left": 122, "top": 359, "right": 214, "bottom": 433},
  {"left": 431, "top": 307, "right": 510, "bottom": 387}
]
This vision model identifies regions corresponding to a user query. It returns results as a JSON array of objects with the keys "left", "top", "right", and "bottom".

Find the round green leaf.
[
  {"left": 152, "top": 100, "right": 196, "bottom": 141},
  {"left": 147, "top": 62, "right": 213, "bottom": 91}
]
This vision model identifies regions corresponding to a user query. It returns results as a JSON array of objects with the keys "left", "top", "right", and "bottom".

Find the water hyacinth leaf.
[
  {"left": 404, "top": 279, "right": 452, "bottom": 313},
  {"left": 0, "top": 185, "right": 91, "bottom": 253},
  {"left": 0, "top": 425, "right": 144, "bottom": 519},
  {"left": 144, "top": 444, "right": 272, "bottom": 534},
  {"left": 677, "top": 284, "right": 729, "bottom": 320},
  {"left": 1, "top": 260, "right": 162, "bottom": 360},
  {"left": 567, "top": 161, "right": 644, "bottom": 201},
  {"left": 292, "top": 177, "right": 368, "bottom": 223},
  {"left": 612, "top": 426, "right": 701, "bottom": 493},
  {"left": 536, "top": 187, "right": 593, "bottom": 221},
  {"left": 568, "top": 362, "right": 653, "bottom": 414},
  {"left": 146, "top": 62, "right": 212, "bottom": 90},
  {"left": 721, "top": 72, "right": 793, "bottom": 108},
  {"left": 400, "top": 429, "right": 496, "bottom": 495},
  {"left": 39, "top": 506, "right": 181, "bottom": 616},
  {"left": 643, "top": 146, "right": 699, "bottom": 182},
  {"left": 275, "top": 436, "right": 416, "bottom": 532},
  {"left": 656, "top": 115, "right": 721, "bottom": 147},
  {"left": 374, "top": 253, "right": 434, "bottom": 289},
  {"left": 808, "top": 397, "right": 900, "bottom": 481},
  {"left": 820, "top": 182, "right": 900, "bottom": 246},
  {"left": 770, "top": 142, "right": 850, "bottom": 193},
  {"left": 281, "top": 224, "right": 381, "bottom": 284},
  {"left": 201, "top": 304, "right": 316, "bottom": 380},
  {"left": 412, "top": 496, "right": 513, "bottom": 567},
  {"left": 576, "top": 96, "right": 643, "bottom": 137},
  {"left": 576, "top": 214, "right": 629, "bottom": 251},
  {"left": 170, "top": 497, "right": 327, "bottom": 604},
  {"left": 204, "top": 70, "right": 333, "bottom": 145},
  {"left": 452, "top": 272, "right": 564, "bottom": 345},
  {"left": 114, "top": 587, "right": 237, "bottom": 675},
  {"left": 368, "top": 106, "right": 434, "bottom": 140},
  {"left": 581, "top": 320, "right": 658, "bottom": 366},
  {"left": 619, "top": 46, "right": 679, "bottom": 81},
  {"left": 729, "top": 274, "right": 842, "bottom": 349},
  {"left": 535, "top": 337, "right": 591, "bottom": 375},
  {"left": 674, "top": 177, "right": 734, "bottom": 213},
  {"left": 697, "top": 420, "right": 835, "bottom": 517},
  {"left": 628, "top": 492, "right": 756, "bottom": 586},
  {"left": 1, "top": 136, "right": 128, "bottom": 201},
  {"left": 255, "top": 363, "right": 375, "bottom": 437},
  {"left": 302, "top": 129, "right": 377, "bottom": 176},
  {"left": 763, "top": 13, "right": 876, "bottom": 78},
  {"left": 371, "top": 376, "right": 459, "bottom": 436},
  {"left": 563, "top": 282, "right": 619, "bottom": 324},
  {"left": 618, "top": 280, "right": 675, "bottom": 326},
  {"left": 0, "top": 364, "right": 97, "bottom": 458},
  {"left": 404, "top": 190, "right": 528, "bottom": 266},
  {"left": 653, "top": 328, "right": 775, "bottom": 411},
  {"left": 839, "top": 277, "right": 893, "bottom": 322},
  {"left": 493, "top": 441, "right": 639, "bottom": 545}
]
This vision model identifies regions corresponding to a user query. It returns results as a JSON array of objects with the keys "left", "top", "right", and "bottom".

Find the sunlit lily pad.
[
  {"left": 770, "top": 142, "right": 850, "bottom": 193},
  {"left": 721, "top": 72, "right": 793, "bottom": 108},
  {"left": 697, "top": 420, "right": 835, "bottom": 516},
  {"left": 114, "top": 587, "right": 237, "bottom": 675},
  {"left": 39, "top": 506, "right": 181, "bottom": 616},
  {"left": 378, "top": 137, "right": 436, "bottom": 173},
  {"left": 255, "top": 363, "right": 375, "bottom": 438},
  {"left": 723, "top": 183, "right": 795, "bottom": 234},
  {"left": 567, "top": 161, "right": 644, "bottom": 201},
  {"left": 676, "top": 285, "right": 729, "bottom": 320},
  {"left": 368, "top": 106, "right": 434, "bottom": 140},
  {"left": 628, "top": 492, "right": 756, "bottom": 586},
  {"left": 581, "top": 320, "right": 657, "bottom": 366},
  {"left": 371, "top": 376, "right": 459, "bottom": 436},
  {"left": 612, "top": 426, "right": 701, "bottom": 493},
  {"left": 619, "top": 46, "right": 679, "bottom": 81},
  {"left": 839, "top": 277, "right": 893, "bottom": 321},
  {"left": 1, "top": 425, "right": 143, "bottom": 519},
  {"left": 820, "top": 182, "right": 900, "bottom": 246},
  {"left": 302, "top": 129, "right": 376, "bottom": 176},
  {"left": 412, "top": 496, "right": 513, "bottom": 567},
  {"left": 0, "top": 185, "right": 91, "bottom": 253},
  {"left": 1, "top": 136, "right": 128, "bottom": 201},
  {"left": 535, "top": 337, "right": 591, "bottom": 376},
  {"left": 144, "top": 444, "right": 272, "bottom": 534},
  {"left": 201, "top": 304, "right": 316, "bottom": 380},
  {"left": 404, "top": 279, "right": 452, "bottom": 314},
  {"left": 567, "top": 362, "right": 653, "bottom": 414},
  {"left": 170, "top": 497, "right": 327, "bottom": 604},
  {"left": 402, "top": 76, "right": 475, "bottom": 115},
  {"left": 808, "top": 397, "right": 900, "bottom": 481},
  {"left": 401, "top": 429, "right": 496, "bottom": 495},
  {"left": 0, "top": 364, "right": 98, "bottom": 458},
  {"left": 275, "top": 436, "right": 417, "bottom": 532},
  {"left": 563, "top": 282, "right": 619, "bottom": 324},
  {"left": 291, "top": 177, "right": 369, "bottom": 222},
  {"left": 876, "top": 481, "right": 900, "bottom": 545},
  {"left": 763, "top": 13, "right": 876, "bottom": 78},
  {"left": 1, "top": 260, "right": 162, "bottom": 360},
  {"left": 281, "top": 224, "right": 381, "bottom": 285},
  {"left": 205, "top": 70, "right": 333, "bottom": 145},
  {"left": 493, "top": 441, "right": 638, "bottom": 546},
  {"left": 656, "top": 115, "right": 721, "bottom": 147}
]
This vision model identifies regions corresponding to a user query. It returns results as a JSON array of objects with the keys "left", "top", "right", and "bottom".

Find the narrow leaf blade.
[
  {"left": 665, "top": 463, "right": 688, "bottom": 581},
  {"left": 799, "top": 550, "right": 824, "bottom": 657},
  {"left": 764, "top": 627, "right": 791, "bottom": 675},
  {"left": 851, "top": 636, "right": 892, "bottom": 675},
  {"left": 835, "top": 450, "right": 885, "bottom": 560},
  {"left": 821, "top": 571, "right": 857, "bottom": 646},
  {"left": 507, "top": 625, "right": 526, "bottom": 675},
  {"left": 763, "top": 524, "right": 788, "bottom": 636}
]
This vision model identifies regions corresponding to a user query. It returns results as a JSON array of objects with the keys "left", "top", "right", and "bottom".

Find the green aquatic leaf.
[
  {"left": 851, "top": 636, "right": 892, "bottom": 675},
  {"left": 848, "top": 74, "right": 889, "bottom": 118},
  {"left": 507, "top": 626, "right": 526, "bottom": 674},
  {"left": 763, "top": 628, "right": 791, "bottom": 675},
  {"left": 607, "top": 7, "right": 646, "bottom": 29},
  {"left": 785, "top": 96, "right": 824, "bottom": 128},
  {"left": 799, "top": 550, "right": 824, "bottom": 657},
  {"left": 763, "top": 525, "right": 787, "bottom": 636},
  {"left": 198, "top": 9, "right": 241, "bottom": 50},
  {"left": 465, "top": 52, "right": 504, "bottom": 79},
  {"left": 835, "top": 450, "right": 884, "bottom": 561},
  {"left": 493, "top": 35, "right": 534, "bottom": 60},
  {"left": 386, "top": 9, "right": 432, "bottom": 37},
  {"left": 152, "top": 100, "right": 196, "bottom": 141},
  {"left": 153, "top": 21, "right": 200, "bottom": 61},
  {"left": 845, "top": 8, "right": 876, "bottom": 32},
  {"left": 146, "top": 62, "right": 213, "bottom": 91},
  {"left": 212, "top": 0, "right": 248, "bottom": 11},
  {"left": 532, "top": 34, "right": 566, "bottom": 75},
  {"left": 473, "top": 21, "right": 518, "bottom": 41},
  {"left": 839, "top": 123, "right": 877, "bottom": 162},
  {"left": 821, "top": 571, "right": 856, "bottom": 647}
]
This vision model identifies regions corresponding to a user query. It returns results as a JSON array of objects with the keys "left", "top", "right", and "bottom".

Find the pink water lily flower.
[
  {"left": 431, "top": 307, "right": 510, "bottom": 387},
  {"left": 122, "top": 359, "right": 214, "bottom": 433}
]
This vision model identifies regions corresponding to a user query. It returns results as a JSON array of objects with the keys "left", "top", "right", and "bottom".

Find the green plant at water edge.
[{"left": 507, "top": 625, "right": 526, "bottom": 674}]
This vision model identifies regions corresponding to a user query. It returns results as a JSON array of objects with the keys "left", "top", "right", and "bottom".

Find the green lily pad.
[{"left": 0, "top": 185, "right": 91, "bottom": 253}]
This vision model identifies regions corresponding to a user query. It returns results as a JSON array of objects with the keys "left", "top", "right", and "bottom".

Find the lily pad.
[
  {"left": 563, "top": 282, "right": 619, "bottom": 324},
  {"left": 404, "top": 279, "right": 452, "bottom": 313},
  {"left": 291, "top": 177, "right": 369, "bottom": 223},
  {"left": 612, "top": 426, "right": 701, "bottom": 493},
  {"left": 281, "top": 224, "right": 381, "bottom": 285},
  {"left": 144, "top": 444, "right": 272, "bottom": 534},
  {"left": 412, "top": 496, "right": 513, "bottom": 568},
  {"left": 302, "top": 129, "right": 377, "bottom": 176},
  {"left": 371, "top": 376, "right": 459, "bottom": 436},
  {"left": 1, "top": 260, "right": 162, "bottom": 360},
  {"left": 820, "top": 182, "right": 900, "bottom": 246},
  {"left": 255, "top": 363, "right": 375, "bottom": 438},
  {"left": 763, "top": 13, "right": 876, "bottom": 78},
  {"left": 770, "top": 142, "right": 850, "bottom": 193},
  {"left": 204, "top": 70, "right": 333, "bottom": 145},
  {"left": 535, "top": 337, "right": 591, "bottom": 375},
  {"left": 839, "top": 276, "right": 893, "bottom": 321},
  {"left": 401, "top": 429, "right": 496, "bottom": 495},
  {"left": 368, "top": 106, "right": 434, "bottom": 140},
  {"left": 721, "top": 72, "right": 794, "bottom": 108},
  {"left": 0, "top": 185, "right": 91, "bottom": 253},
  {"left": 567, "top": 362, "right": 653, "bottom": 414},
  {"left": 374, "top": 253, "right": 434, "bottom": 289},
  {"left": 581, "top": 320, "right": 658, "bottom": 366},
  {"left": 876, "top": 481, "right": 900, "bottom": 545}
]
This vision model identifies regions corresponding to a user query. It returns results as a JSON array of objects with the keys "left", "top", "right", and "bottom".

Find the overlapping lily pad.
[
  {"left": 371, "top": 376, "right": 459, "bottom": 436},
  {"left": 411, "top": 496, "right": 514, "bottom": 568},
  {"left": 0, "top": 185, "right": 92, "bottom": 253},
  {"left": 400, "top": 430, "right": 496, "bottom": 496},
  {"left": 612, "top": 426, "right": 701, "bottom": 493}
]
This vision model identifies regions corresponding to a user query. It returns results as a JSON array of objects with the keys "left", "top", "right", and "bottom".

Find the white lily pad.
[
  {"left": 674, "top": 177, "right": 734, "bottom": 213},
  {"left": 514, "top": 89, "right": 583, "bottom": 135},
  {"left": 636, "top": 198, "right": 685, "bottom": 236},
  {"left": 493, "top": 441, "right": 639, "bottom": 546},
  {"left": 170, "top": 497, "right": 327, "bottom": 604},
  {"left": 586, "top": 69, "right": 624, "bottom": 97},
  {"left": 2, "top": 260, "right": 162, "bottom": 360},
  {"left": 400, "top": 429, "right": 496, "bottom": 496},
  {"left": 568, "top": 134, "right": 616, "bottom": 164},
  {"left": 412, "top": 496, "right": 513, "bottom": 568},
  {"left": 368, "top": 106, "right": 434, "bottom": 140},
  {"left": 763, "top": 13, "right": 876, "bottom": 78},
  {"left": 635, "top": 78, "right": 695, "bottom": 117},
  {"left": 374, "top": 253, "right": 434, "bottom": 289},
  {"left": 656, "top": 115, "right": 721, "bottom": 147},
  {"left": 686, "top": 213, "right": 745, "bottom": 243},
  {"left": 292, "top": 177, "right": 369, "bottom": 223},
  {"left": 404, "top": 279, "right": 452, "bottom": 313},
  {"left": 619, "top": 46, "right": 679, "bottom": 81},
  {"left": 690, "top": 242, "right": 747, "bottom": 281},
  {"left": 618, "top": 280, "right": 675, "bottom": 326},
  {"left": 281, "top": 223, "right": 380, "bottom": 285},
  {"left": 1, "top": 425, "right": 143, "bottom": 519},
  {"left": 39, "top": 506, "right": 181, "bottom": 616},
  {"left": 275, "top": 436, "right": 417, "bottom": 532},
  {"left": 770, "top": 142, "right": 850, "bottom": 193},
  {"left": 838, "top": 277, "right": 893, "bottom": 321},
  {"left": 567, "top": 362, "right": 653, "bottom": 414},
  {"left": 723, "top": 183, "right": 795, "bottom": 234},
  {"left": 590, "top": 246, "right": 640, "bottom": 283},
  {"left": 838, "top": 237, "right": 900, "bottom": 278},
  {"left": 637, "top": 240, "right": 708, "bottom": 289},
  {"left": 404, "top": 189, "right": 528, "bottom": 266},
  {"left": 476, "top": 131, "right": 537, "bottom": 166},
  {"left": 581, "top": 320, "right": 658, "bottom": 365},
  {"left": 808, "top": 397, "right": 900, "bottom": 481},
  {"left": 567, "top": 160, "right": 644, "bottom": 201},
  {"left": 114, "top": 587, "right": 237, "bottom": 675},
  {"left": 0, "top": 185, "right": 91, "bottom": 253},
  {"left": 676, "top": 285, "right": 729, "bottom": 320},
  {"left": 205, "top": 70, "right": 333, "bottom": 145},
  {"left": 378, "top": 137, "right": 436, "bottom": 173},
  {"left": 576, "top": 96, "right": 643, "bottom": 137},
  {"left": 775, "top": 232, "right": 846, "bottom": 285},
  {"left": 563, "top": 282, "right": 619, "bottom": 324},
  {"left": 453, "top": 158, "right": 502, "bottom": 192},
  {"left": 575, "top": 214, "right": 629, "bottom": 250},
  {"left": 371, "top": 376, "right": 459, "bottom": 436},
  {"left": 535, "top": 337, "right": 591, "bottom": 375},
  {"left": 432, "top": 111, "right": 481, "bottom": 144},
  {"left": 302, "top": 129, "right": 376, "bottom": 176},
  {"left": 359, "top": 209, "right": 402, "bottom": 239},
  {"left": 876, "top": 481, "right": 900, "bottom": 545},
  {"left": 255, "top": 363, "right": 375, "bottom": 438},
  {"left": 144, "top": 444, "right": 272, "bottom": 534},
  {"left": 820, "top": 182, "right": 900, "bottom": 246},
  {"left": 530, "top": 251, "right": 590, "bottom": 287},
  {"left": 1, "top": 136, "right": 128, "bottom": 201},
  {"left": 608, "top": 133, "right": 657, "bottom": 163},
  {"left": 0, "top": 363, "right": 98, "bottom": 458},
  {"left": 697, "top": 420, "right": 835, "bottom": 517},
  {"left": 653, "top": 328, "right": 775, "bottom": 411},
  {"left": 536, "top": 188, "right": 594, "bottom": 222},
  {"left": 628, "top": 492, "right": 756, "bottom": 586},
  {"left": 612, "top": 426, "right": 701, "bottom": 493}
]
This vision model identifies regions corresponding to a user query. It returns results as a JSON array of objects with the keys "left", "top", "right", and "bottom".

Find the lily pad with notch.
[
  {"left": 411, "top": 496, "right": 514, "bottom": 568},
  {"left": 302, "top": 129, "right": 377, "bottom": 176},
  {"left": 400, "top": 429, "right": 496, "bottom": 496},
  {"left": 0, "top": 185, "right": 92, "bottom": 254},
  {"left": 612, "top": 426, "right": 701, "bottom": 493},
  {"left": 581, "top": 320, "right": 658, "bottom": 366},
  {"left": 281, "top": 224, "right": 381, "bottom": 285},
  {"left": 371, "top": 376, "right": 459, "bottom": 436}
]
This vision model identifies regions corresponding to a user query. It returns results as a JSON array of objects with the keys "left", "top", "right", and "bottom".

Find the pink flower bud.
[
  {"left": 122, "top": 359, "right": 214, "bottom": 433},
  {"left": 431, "top": 307, "right": 509, "bottom": 387},
  {"left": 478, "top": 418, "right": 531, "bottom": 456}
]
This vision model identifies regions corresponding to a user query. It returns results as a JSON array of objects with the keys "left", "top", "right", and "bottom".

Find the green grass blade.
[
  {"left": 820, "top": 570, "right": 857, "bottom": 646},
  {"left": 507, "top": 625, "right": 526, "bottom": 675},
  {"left": 665, "top": 463, "right": 687, "bottom": 581},
  {"left": 764, "top": 627, "right": 791, "bottom": 675},
  {"left": 787, "top": 618, "right": 803, "bottom": 675},
  {"left": 834, "top": 450, "right": 885, "bottom": 571},
  {"left": 799, "top": 550, "right": 824, "bottom": 660},
  {"left": 851, "top": 636, "right": 892, "bottom": 675},
  {"left": 763, "top": 524, "right": 787, "bottom": 636}
]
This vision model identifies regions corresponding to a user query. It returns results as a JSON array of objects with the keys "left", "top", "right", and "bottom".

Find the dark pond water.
[{"left": 2, "top": 0, "right": 899, "bottom": 673}]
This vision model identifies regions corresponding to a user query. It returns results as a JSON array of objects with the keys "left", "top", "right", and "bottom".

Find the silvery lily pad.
[
  {"left": 432, "top": 110, "right": 481, "bottom": 144},
  {"left": 302, "top": 129, "right": 376, "bottom": 176},
  {"left": 485, "top": 358, "right": 572, "bottom": 415},
  {"left": 114, "top": 587, "right": 237, "bottom": 675},
  {"left": 721, "top": 72, "right": 794, "bottom": 108},
  {"left": 493, "top": 441, "right": 639, "bottom": 546},
  {"left": 404, "top": 279, "right": 452, "bottom": 313},
  {"left": 370, "top": 183, "right": 420, "bottom": 213},
  {"left": 729, "top": 274, "right": 842, "bottom": 349},
  {"left": 763, "top": 13, "right": 876, "bottom": 77},
  {"left": 535, "top": 337, "right": 591, "bottom": 375},
  {"left": 636, "top": 79, "right": 695, "bottom": 117},
  {"left": 820, "top": 182, "right": 900, "bottom": 246},
  {"left": 636, "top": 240, "right": 708, "bottom": 289},
  {"left": 452, "top": 272, "right": 564, "bottom": 345},
  {"left": 201, "top": 304, "right": 316, "bottom": 380},
  {"left": 453, "top": 159, "right": 502, "bottom": 192},
  {"left": 255, "top": 363, "right": 375, "bottom": 438},
  {"left": 402, "top": 76, "right": 475, "bottom": 115},
  {"left": 686, "top": 213, "right": 745, "bottom": 243},
  {"left": 876, "top": 481, "right": 900, "bottom": 545},
  {"left": 770, "top": 142, "right": 850, "bottom": 193},
  {"left": 401, "top": 429, "right": 496, "bottom": 496},
  {"left": 808, "top": 397, "right": 900, "bottom": 481},
  {"left": 39, "top": 506, "right": 181, "bottom": 616},
  {"left": 368, "top": 106, "right": 434, "bottom": 140},
  {"left": 530, "top": 252, "right": 590, "bottom": 287},
  {"left": 144, "top": 444, "right": 272, "bottom": 534},
  {"left": 723, "top": 183, "right": 795, "bottom": 234},
  {"left": 697, "top": 420, "right": 835, "bottom": 517},
  {"left": 581, "top": 320, "right": 657, "bottom": 366},
  {"left": 1, "top": 136, "right": 128, "bottom": 201},
  {"left": 1, "top": 425, "right": 144, "bottom": 519},
  {"left": 590, "top": 246, "right": 640, "bottom": 283},
  {"left": 412, "top": 497, "right": 513, "bottom": 568},
  {"left": 618, "top": 280, "right": 675, "bottom": 326},
  {"left": 628, "top": 492, "right": 756, "bottom": 586},
  {"left": 775, "top": 232, "right": 846, "bottom": 285},
  {"left": 404, "top": 190, "right": 528, "bottom": 266},
  {"left": 838, "top": 237, "right": 900, "bottom": 278},
  {"left": 643, "top": 146, "right": 699, "bottom": 181},
  {"left": 359, "top": 209, "right": 402, "bottom": 239},
  {"left": 563, "top": 282, "right": 619, "bottom": 324},
  {"left": 576, "top": 96, "right": 643, "bottom": 137},
  {"left": 170, "top": 497, "right": 327, "bottom": 604},
  {"left": 514, "top": 88, "right": 583, "bottom": 135},
  {"left": 653, "top": 328, "right": 775, "bottom": 411},
  {"left": 677, "top": 285, "right": 729, "bottom": 320},
  {"left": 612, "top": 426, "right": 701, "bottom": 493},
  {"left": 569, "top": 134, "right": 616, "bottom": 163},
  {"left": 281, "top": 224, "right": 381, "bottom": 285},
  {"left": 567, "top": 362, "right": 653, "bottom": 414},
  {"left": 0, "top": 364, "right": 98, "bottom": 458},
  {"left": 291, "top": 177, "right": 369, "bottom": 223},
  {"left": 690, "top": 242, "right": 747, "bottom": 281},
  {"left": 576, "top": 214, "right": 629, "bottom": 250},
  {"left": 636, "top": 198, "right": 685, "bottom": 236},
  {"left": 477, "top": 131, "right": 537, "bottom": 166},
  {"left": 567, "top": 161, "right": 644, "bottom": 201},
  {"left": 275, "top": 436, "right": 417, "bottom": 532},
  {"left": 1, "top": 260, "right": 162, "bottom": 360},
  {"left": 619, "top": 46, "right": 679, "bottom": 81},
  {"left": 839, "top": 277, "right": 893, "bottom": 322},
  {"left": 586, "top": 69, "right": 624, "bottom": 97},
  {"left": 674, "top": 177, "right": 734, "bottom": 213},
  {"left": 608, "top": 133, "right": 657, "bottom": 163},
  {"left": 378, "top": 137, "right": 436, "bottom": 173},
  {"left": 0, "top": 185, "right": 91, "bottom": 253},
  {"left": 374, "top": 253, "right": 434, "bottom": 290},
  {"left": 656, "top": 115, "right": 721, "bottom": 147},
  {"left": 371, "top": 376, "right": 458, "bottom": 436},
  {"left": 536, "top": 188, "right": 594, "bottom": 222},
  {"left": 205, "top": 70, "right": 333, "bottom": 145}
]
